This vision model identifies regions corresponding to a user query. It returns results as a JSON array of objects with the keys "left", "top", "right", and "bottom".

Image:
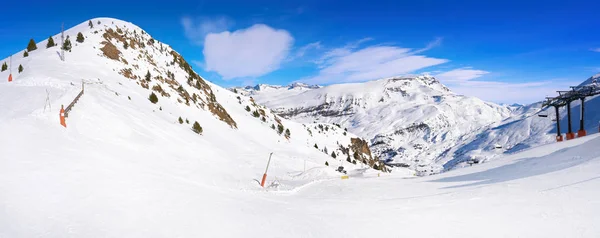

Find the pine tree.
[
  {"left": 123, "top": 41, "right": 128, "bottom": 49},
  {"left": 178, "top": 117, "right": 183, "bottom": 124},
  {"left": 252, "top": 110, "right": 260, "bottom": 117},
  {"left": 148, "top": 92, "right": 158, "bottom": 104},
  {"left": 1, "top": 62, "right": 7, "bottom": 72},
  {"left": 277, "top": 124, "right": 284, "bottom": 135},
  {"left": 352, "top": 160, "right": 357, "bottom": 165},
  {"left": 145, "top": 70, "right": 151, "bottom": 81},
  {"left": 26, "top": 39, "right": 37, "bottom": 52},
  {"left": 245, "top": 106, "right": 251, "bottom": 112},
  {"left": 23, "top": 51, "right": 28, "bottom": 57},
  {"left": 285, "top": 128, "right": 291, "bottom": 138},
  {"left": 76, "top": 32, "right": 84, "bottom": 43},
  {"left": 261, "top": 116, "right": 266, "bottom": 122},
  {"left": 325, "top": 161, "right": 329, "bottom": 166},
  {"left": 186, "top": 119, "right": 189, "bottom": 124},
  {"left": 192, "top": 121, "right": 203, "bottom": 134},
  {"left": 46, "top": 36, "right": 55, "bottom": 48},
  {"left": 88, "top": 20, "right": 93, "bottom": 28},
  {"left": 331, "top": 151, "right": 337, "bottom": 158},
  {"left": 314, "top": 143, "right": 318, "bottom": 149},
  {"left": 18, "top": 64, "right": 23, "bottom": 73},
  {"left": 62, "top": 37, "right": 72, "bottom": 51}
]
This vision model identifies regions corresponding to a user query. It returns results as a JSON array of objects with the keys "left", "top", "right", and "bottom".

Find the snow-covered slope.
[
  {"left": 238, "top": 75, "right": 513, "bottom": 174},
  {"left": 2, "top": 90, "right": 600, "bottom": 237},
  {"left": 448, "top": 75, "right": 600, "bottom": 169},
  {"left": 0, "top": 17, "right": 390, "bottom": 193}
]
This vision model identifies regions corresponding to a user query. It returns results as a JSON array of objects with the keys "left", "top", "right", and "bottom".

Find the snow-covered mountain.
[
  {"left": 447, "top": 74, "right": 600, "bottom": 169},
  {"left": 3, "top": 18, "right": 600, "bottom": 237},
  {"left": 0, "top": 17, "right": 390, "bottom": 188},
  {"left": 235, "top": 75, "right": 516, "bottom": 174},
  {"left": 235, "top": 74, "right": 600, "bottom": 174}
]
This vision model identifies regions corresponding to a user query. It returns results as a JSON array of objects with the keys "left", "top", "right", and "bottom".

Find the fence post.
[
  {"left": 60, "top": 105, "right": 66, "bottom": 128},
  {"left": 261, "top": 153, "right": 273, "bottom": 187}
]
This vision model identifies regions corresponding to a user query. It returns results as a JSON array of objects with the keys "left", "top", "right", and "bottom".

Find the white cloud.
[
  {"left": 448, "top": 80, "right": 580, "bottom": 104},
  {"left": 436, "top": 68, "right": 489, "bottom": 83},
  {"left": 181, "top": 16, "right": 234, "bottom": 44},
  {"left": 203, "top": 24, "right": 294, "bottom": 79},
  {"left": 436, "top": 68, "right": 579, "bottom": 104},
  {"left": 412, "top": 37, "right": 443, "bottom": 54},
  {"left": 302, "top": 41, "right": 447, "bottom": 84},
  {"left": 295, "top": 41, "right": 322, "bottom": 58},
  {"left": 590, "top": 48, "right": 600, "bottom": 52}
]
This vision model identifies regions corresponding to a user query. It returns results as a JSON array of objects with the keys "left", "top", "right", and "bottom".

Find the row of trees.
[
  {"left": 2, "top": 62, "right": 23, "bottom": 73},
  {"left": 24, "top": 32, "right": 85, "bottom": 56}
]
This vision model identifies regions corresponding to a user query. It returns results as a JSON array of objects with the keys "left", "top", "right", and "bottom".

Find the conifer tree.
[
  {"left": 145, "top": 70, "right": 151, "bottom": 81},
  {"left": 148, "top": 92, "right": 158, "bottom": 104},
  {"left": 325, "top": 161, "right": 329, "bottom": 166},
  {"left": 331, "top": 151, "right": 337, "bottom": 158},
  {"left": 26, "top": 39, "right": 37, "bottom": 52},
  {"left": 314, "top": 143, "right": 318, "bottom": 149},
  {"left": 285, "top": 128, "right": 291, "bottom": 138},
  {"left": 277, "top": 124, "right": 284, "bottom": 135},
  {"left": 178, "top": 117, "right": 183, "bottom": 124},
  {"left": 18, "top": 64, "right": 23, "bottom": 73},
  {"left": 46, "top": 36, "right": 55, "bottom": 48},
  {"left": 76, "top": 32, "right": 85, "bottom": 43},
  {"left": 123, "top": 41, "right": 128, "bottom": 49},
  {"left": 192, "top": 121, "right": 203, "bottom": 134},
  {"left": 88, "top": 20, "right": 93, "bottom": 28},
  {"left": 62, "top": 37, "right": 72, "bottom": 51},
  {"left": 1, "top": 62, "right": 7, "bottom": 72},
  {"left": 23, "top": 51, "right": 28, "bottom": 57},
  {"left": 245, "top": 106, "right": 251, "bottom": 112}
]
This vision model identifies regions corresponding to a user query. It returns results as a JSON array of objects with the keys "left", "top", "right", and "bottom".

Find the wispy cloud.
[
  {"left": 181, "top": 16, "right": 234, "bottom": 44},
  {"left": 412, "top": 37, "right": 443, "bottom": 54},
  {"left": 590, "top": 48, "right": 600, "bottom": 52},
  {"left": 300, "top": 38, "right": 447, "bottom": 84},
  {"left": 448, "top": 79, "right": 580, "bottom": 104},
  {"left": 436, "top": 68, "right": 580, "bottom": 104},
  {"left": 293, "top": 41, "right": 322, "bottom": 59},
  {"left": 203, "top": 24, "right": 294, "bottom": 79},
  {"left": 435, "top": 68, "right": 489, "bottom": 83}
]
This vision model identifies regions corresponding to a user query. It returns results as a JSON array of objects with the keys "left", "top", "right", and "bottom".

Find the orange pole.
[
  {"left": 8, "top": 74, "right": 12, "bottom": 82},
  {"left": 60, "top": 105, "right": 66, "bottom": 128},
  {"left": 260, "top": 153, "right": 273, "bottom": 187},
  {"left": 260, "top": 173, "right": 267, "bottom": 187}
]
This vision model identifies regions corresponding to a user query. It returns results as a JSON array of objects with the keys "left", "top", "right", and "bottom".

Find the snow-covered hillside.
[
  {"left": 237, "top": 75, "right": 513, "bottom": 174},
  {"left": 0, "top": 17, "right": 390, "bottom": 193},
  {"left": 448, "top": 75, "right": 600, "bottom": 169}
]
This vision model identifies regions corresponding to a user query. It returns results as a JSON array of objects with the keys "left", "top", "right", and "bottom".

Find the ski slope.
[
  {"left": 1, "top": 116, "right": 599, "bottom": 237},
  {"left": 1, "top": 18, "right": 599, "bottom": 237}
]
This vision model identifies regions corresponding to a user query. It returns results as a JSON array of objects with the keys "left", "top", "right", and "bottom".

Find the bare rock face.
[{"left": 96, "top": 23, "right": 237, "bottom": 129}]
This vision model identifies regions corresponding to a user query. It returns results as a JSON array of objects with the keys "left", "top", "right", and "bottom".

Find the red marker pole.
[{"left": 260, "top": 153, "right": 273, "bottom": 187}]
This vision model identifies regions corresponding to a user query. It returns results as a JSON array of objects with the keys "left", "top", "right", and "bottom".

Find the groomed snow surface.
[{"left": 1, "top": 18, "right": 600, "bottom": 237}]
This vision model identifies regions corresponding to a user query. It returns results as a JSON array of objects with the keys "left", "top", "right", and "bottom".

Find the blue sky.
[{"left": 2, "top": 0, "right": 600, "bottom": 103}]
